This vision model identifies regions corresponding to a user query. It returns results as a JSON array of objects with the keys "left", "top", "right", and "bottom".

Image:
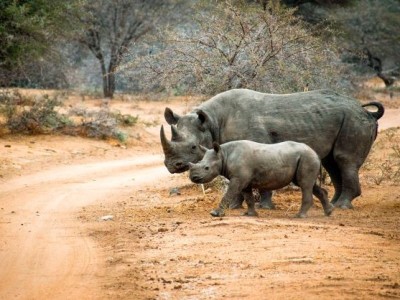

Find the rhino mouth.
[
  {"left": 175, "top": 165, "right": 190, "bottom": 173},
  {"left": 166, "top": 164, "right": 190, "bottom": 174},
  {"left": 189, "top": 175, "right": 205, "bottom": 184}
]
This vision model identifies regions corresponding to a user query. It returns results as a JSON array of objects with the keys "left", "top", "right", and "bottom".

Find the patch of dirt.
[{"left": 0, "top": 89, "right": 399, "bottom": 299}]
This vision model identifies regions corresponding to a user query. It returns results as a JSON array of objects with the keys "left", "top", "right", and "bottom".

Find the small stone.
[
  {"left": 174, "top": 285, "right": 182, "bottom": 289},
  {"left": 100, "top": 215, "right": 114, "bottom": 221},
  {"left": 169, "top": 187, "right": 181, "bottom": 196}
]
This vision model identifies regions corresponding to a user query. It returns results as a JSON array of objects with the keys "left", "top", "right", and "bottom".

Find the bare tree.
[
  {"left": 243, "top": 0, "right": 351, "bottom": 11},
  {"left": 331, "top": 0, "right": 400, "bottom": 87},
  {"left": 138, "top": 0, "right": 347, "bottom": 95},
  {"left": 78, "top": 0, "right": 173, "bottom": 98}
]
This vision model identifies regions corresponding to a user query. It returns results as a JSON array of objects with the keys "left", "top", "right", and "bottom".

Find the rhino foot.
[
  {"left": 210, "top": 209, "right": 225, "bottom": 217},
  {"left": 242, "top": 210, "right": 258, "bottom": 217},
  {"left": 256, "top": 202, "right": 276, "bottom": 210},
  {"left": 333, "top": 199, "right": 353, "bottom": 210},
  {"left": 295, "top": 213, "right": 307, "bottom": 218},
  {"left": 324, "top": 204, "right": 335, "bottom": 216}
]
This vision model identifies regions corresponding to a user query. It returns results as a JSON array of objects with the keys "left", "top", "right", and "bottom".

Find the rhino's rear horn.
[
  {"left": 199, "top": 145, "right": 208, "bottom": 154},
  {"left": 160, "top": 125, "right": 173, "bottom": 153},
  {"left": 171, "top": 125, "right": 182, "bottom": 141}
]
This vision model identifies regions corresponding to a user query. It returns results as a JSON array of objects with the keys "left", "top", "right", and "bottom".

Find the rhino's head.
[
  {"left": 160, "top": 107, "right": 214, "bottom": 173},
  {"left": 188, "top": 143, "right": 223, "bottom": 184}
]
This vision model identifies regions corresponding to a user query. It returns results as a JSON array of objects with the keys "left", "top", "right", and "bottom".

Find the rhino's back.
[
  {"left": 200, "top": 89, "right": 374, "bottom": 158},
  {"left": 222, "top": 140, "right": 318, "bottom": 189},
  {"left": 223, "top": 140, "right": 315, "bottom": 163},
  {"left": 202, "top": 88, "right": 363, "bottom": 119}
]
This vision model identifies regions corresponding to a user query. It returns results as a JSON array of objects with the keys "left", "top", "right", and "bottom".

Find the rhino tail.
[{"left": 362, "top": 101, "right": 385, "bottom": 120}]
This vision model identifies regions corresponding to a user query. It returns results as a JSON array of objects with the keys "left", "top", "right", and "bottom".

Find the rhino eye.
[
  {"left": 205, "top": 166, "right": 209, "bottom": 171},
  {"left": 191, "top": 145, "right": 197, "bottom": 150}
]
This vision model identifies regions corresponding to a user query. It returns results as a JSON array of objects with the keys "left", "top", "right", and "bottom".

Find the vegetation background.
[{"left": 1, "top": 0, "right": 399, "bottom": 98}]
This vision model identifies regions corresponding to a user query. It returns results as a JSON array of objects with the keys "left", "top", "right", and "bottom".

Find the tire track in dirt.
[{"left": 0, "top": 155, "right": 168, "bottom": 300}]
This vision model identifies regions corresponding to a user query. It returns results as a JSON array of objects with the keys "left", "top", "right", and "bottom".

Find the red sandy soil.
[{"left": 0, "top": 88, "right": 399, "bottom": 299}]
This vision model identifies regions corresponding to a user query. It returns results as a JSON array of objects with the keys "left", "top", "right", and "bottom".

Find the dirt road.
[
  {"left": 0, "top": 154, "right": 169, "bottom": 299},
  {"left": 0, "top": 98, "right": 399, "bottom": 299},
  {"left": 379, "top": 108, "right": 400, "bottom": 131}
]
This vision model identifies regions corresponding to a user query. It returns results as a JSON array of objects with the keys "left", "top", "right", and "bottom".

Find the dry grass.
[
  {"left": 0, "top": 89, "right": 138, "bottom": 143},
  {"left": 361, "top": 128, "right": 400, "bottom": 186}
]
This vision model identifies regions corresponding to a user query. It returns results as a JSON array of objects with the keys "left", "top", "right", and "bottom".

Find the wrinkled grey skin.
[
  {"left": 161, "top": 89, "right": 384, "bottom": 209},
  {"left": 189, "top": 141, "right": 334, "bottom": 218}
]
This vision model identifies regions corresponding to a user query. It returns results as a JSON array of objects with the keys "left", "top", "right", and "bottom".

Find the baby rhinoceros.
[{"left": 189, "top": 140, "right": 334, "bottom": 218}]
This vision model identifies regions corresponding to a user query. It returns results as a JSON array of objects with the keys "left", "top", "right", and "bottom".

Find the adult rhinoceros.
[{"left": 160, "top": 89, "right": 384, "bottom": 209}]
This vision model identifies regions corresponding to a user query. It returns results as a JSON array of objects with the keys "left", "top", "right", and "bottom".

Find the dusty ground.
[{"left": 0, "top": 87, "right": 399, "bottom": 300}]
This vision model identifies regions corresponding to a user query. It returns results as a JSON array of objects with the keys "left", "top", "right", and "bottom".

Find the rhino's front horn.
[
  {"left": 160, "top": 125, "right": 173, "bottom": 153},
  {"left": 171, "top": 125, "right": 181, "bottom": 141}
]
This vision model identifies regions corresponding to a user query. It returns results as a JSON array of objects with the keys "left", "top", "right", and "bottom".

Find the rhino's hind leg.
[
  {"left": 312, "top": 184, "right": 334, "bottom": 216},
  {"left": 322, "top": 155, "right": 342, "bottom": 205},
  {"left": 295, "top": 187, "right": 314, "bottom": 218},
  {"left": 334, "top": 164, "right": 361, "bottom": 209}
]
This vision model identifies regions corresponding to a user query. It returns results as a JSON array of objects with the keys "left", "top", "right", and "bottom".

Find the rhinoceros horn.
[
  {"left": 160, "top": 125, "right": 172, "bottom": 153},
  {"left": 171, "top": 125, "right": 182, "bottom": 141}
]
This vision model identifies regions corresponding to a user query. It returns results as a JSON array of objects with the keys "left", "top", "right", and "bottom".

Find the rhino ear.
[
  {"left": 196, "top": 110, "right": 210, "bottom": 132},
  {"left": 212, "top": 142, "right": 221, "bottom": 153},
  {"left": 164, "top": 107, "right": 180, "bottom": 125},
  {"left": 197, "top": 110, "right": 209, "bottom": 124}
]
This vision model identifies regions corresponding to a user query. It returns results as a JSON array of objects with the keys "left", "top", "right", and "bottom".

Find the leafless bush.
[
  {"left": 134, "top": 0, "right": 348, "bottom": 95},
  {"left": 67, "top": 108, "right": 137, "bottom": 142},
  {"left": 362, "top": 128, "right": 400, "bottom": 186},
  {"left": 0, "top": 90, "right": 137, "bottom": 142},
  {"left": 0, "top": 90, "right": 71, "bottom": 134}
]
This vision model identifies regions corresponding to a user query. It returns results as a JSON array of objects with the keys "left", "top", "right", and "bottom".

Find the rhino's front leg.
[
  {"left": 242, "top": 190, "right": 258, "bottom": 217},
  {"left": 229, "top": 193, "right": 244, "bottom": 209},
  {"left": 218, "top": 177, "right": 244, "bottom": 209},
  {"left": 257, "top": 190, "right": 275, "bottom": 209},
  {"left": 210, "top": 178, "right": 244, "bottom": 217}
]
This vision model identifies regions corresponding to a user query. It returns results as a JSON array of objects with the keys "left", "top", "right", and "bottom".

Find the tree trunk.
[
  {"left": 99, "top": 58, "right": 116, "bottom": 99},
  {"left": 100, "top": 62, "right": 111, "bottom": 98},
  {"left": 103, "top": 72, "right": 115, "bottom": 98},
  {"left": 104, "top": 54, "right": 120, "bottom": 99}
]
